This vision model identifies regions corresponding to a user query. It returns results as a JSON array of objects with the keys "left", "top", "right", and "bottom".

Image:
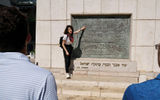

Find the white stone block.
[
  {"left": 119, "top": 0, "right": 137, "bottom": 19},
  {"left": 137, "top": 0, "right": 156, "bottom": 19},
  {"left": 67, "top": 20, "right": 71, "bottom": 25},
  {"left": 55, "top": 79, "right": 62, "bottom": 85},
  {"left": 51, "top": 21, "right": 67, "bottom": 44},
  {"left": 36, "top": 21, "right": 50, "bottom": 44},
  {"left": 153, "top": 49, "right": 160, "bottom": 72},
  {"left": 100, "top": 92, "right": 123, "bottom": 99},
  {"left": 136, "top": 20, "right": 155, "bottom": 46},
  {"left": 131, "top": 47, "right": 136, "bottom": 61},
  {"left": 84, "top": 0, "right": 101, "bottom": 14},
  {"left": 62, "top": 80, "right": 98, "bottom": 87},
  {"left": 136, "top": 47, "right": 154, "bottom": 71},
  {"left": 62, "top": 89, "right": 91, "bottom": 96},
  {"left": 139, "top": 75, "right": 147, "bottom": 83},
  {"left": 91, "top": 91, "right": 100, "bottom": 97},
  {"left": 37, "top": 0, "right": 50, "bottom": 20},
  {"left": 101, "top": 0, "right": 118, "bottom": 14},
  {"left": 99, "top": 82, "right": 130, "bottom": 89},
  {"left": 51, "top": 0, "right": 66, "bottom": 20},
  {"left": 74, "top": 70, "right": 88, "bottom": 75},
  {"left": 156, "top": 0, "right": 160, "bottom": 19},
  {"left": 153, "top": 21, "right": 160, "bottom": 71},
  {"left": 51, "top": 45, "right": 65, "bottom": 68},
  {"left": 67, "top": 0, "right": 83, "bottom": 19},
  {"left": 57, "top": 89, "right": 62, "bottom": 95},
  {"left": 35, "top": 45, "right": 51, "bottom": 68},
  {"left": 155, "top": 21, "right": 160, "bottom": 44},
  {"left": 131, "top": 20, "right": 136, "bottom": 46}
]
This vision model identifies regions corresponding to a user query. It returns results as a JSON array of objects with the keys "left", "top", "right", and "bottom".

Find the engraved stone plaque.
[
  {"left": 74, "top": 59, "right": 137, "bottom": 72},
  {"left": 71, "top": 15, "right": 131, "bottom": 59}
]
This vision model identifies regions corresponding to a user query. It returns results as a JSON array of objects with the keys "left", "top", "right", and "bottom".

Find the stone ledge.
[
  {"left": 58, "top": 95, "right": 121, "bottom": 100},
  {"left": 55, "top": 78, "right": 132, "bottom": 91},
  {"left": 99, "top": 82, "right": 131, "bottom": 89},
  {"left": 73, "top": 59, "right": 137, "bottom": 72},
  {"left": 73, "top": 70, "right": 139, "bottom": 78},
  {"left": 62, "top": 89, "right": 91, "bottom": 96},
  {"left": 61, "top": 89, "right": 123, "bottom": 99},
  {"left": 100, "top": 92, "right": 123, "bottom": 99},
  {"left": 62, "top": 80, "right": 98, "bottom": 87}
]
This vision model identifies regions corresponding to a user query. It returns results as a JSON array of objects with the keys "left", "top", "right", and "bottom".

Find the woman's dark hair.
[
  {"left": 64, "top": 25, "right": 74, "bottom": 36},
  {"left": 0, "top": 5, "right": 29, "bottom": 52}
]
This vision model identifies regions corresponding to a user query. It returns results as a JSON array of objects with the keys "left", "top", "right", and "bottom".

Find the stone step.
[
  {"left": 56, "top": 79, "right": 131, "bottom": 93},
  {"left": 50, "top": 68, "right": 139, "bottom": 77},
  {"left": 57, "top": 83, "right": 125, "bottom": 100},
  {"left": 54, "top": 74, "right": 133, "bottom": 100},
  {"left": 55, "top": 78, "right": 132, "bottom": 91},
  {"left": 54, "top": 73, "right": 138, "bottom": 83},
  {"left": 58, "top": 95, "right": 121, "bottom": 100},
  {"left": 49, "top": 68, "right": 139, "bottom": 77},
  {"left": 49, "top": 68, "right": 138, "bottom": 99},
  {"left": 74, "top": 70, "right": 139, "bottom": 78},
  {"left": 51, "top": 68, "right": 139, "bottom": 83},
  {"left": 58, "top": 90, "right": 123, "bottom": 100}
]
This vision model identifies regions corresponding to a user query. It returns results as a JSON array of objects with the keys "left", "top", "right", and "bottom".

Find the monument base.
[{"left": 73, "top": 58, "right": 137, "bottom": 73}]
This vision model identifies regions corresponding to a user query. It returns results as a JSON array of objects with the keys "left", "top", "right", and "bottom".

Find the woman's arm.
[
  {"left": 74, "top": 26, "right": 86, "bottom": 34},
  {"left": 62, "top": 40, "right": 69, "bottom": 56}
]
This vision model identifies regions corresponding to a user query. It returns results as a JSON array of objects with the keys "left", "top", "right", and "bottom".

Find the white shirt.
[
  {"left": 63, "top": 34, "right": 72, "bottom": 45},
  {"left": 0, "top": 52, "right": 58, "bottom": 100}
]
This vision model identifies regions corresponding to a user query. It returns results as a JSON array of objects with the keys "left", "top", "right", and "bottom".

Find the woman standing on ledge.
[{"left": 62, "top": 25, "right": 86, "bottom": 79}]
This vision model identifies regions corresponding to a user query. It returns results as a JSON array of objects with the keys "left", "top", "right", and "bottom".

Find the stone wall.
[{"left": 36, "top": 0, "right": 160, "bottom": 73}]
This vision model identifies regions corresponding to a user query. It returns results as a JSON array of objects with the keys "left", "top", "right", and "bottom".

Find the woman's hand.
[
  {"left": 74, "top": 26, "right": 86, "bottom": 34},
  {"left": 81, "top": 26, "right": 86, "bottom": 31},
  {"left": 66, "top": 51, "right": 69, "bottom": 56}
]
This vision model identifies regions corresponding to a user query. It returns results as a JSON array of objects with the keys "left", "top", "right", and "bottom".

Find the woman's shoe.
[{"left": 66, "top": 73, "right": 71, "bottom": 79}]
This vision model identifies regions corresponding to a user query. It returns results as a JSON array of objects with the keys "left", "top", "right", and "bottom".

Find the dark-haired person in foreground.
[
  {"left": 0, "top": 5, "right": 58, "bottom": 100},
  {"left": 123, "top": 44, "right": 160, "bottom": 100}
]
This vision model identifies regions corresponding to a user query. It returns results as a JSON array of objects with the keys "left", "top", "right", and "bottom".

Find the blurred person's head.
[{"left": 0, "top": 5, "right": 31, "bottom": 54}]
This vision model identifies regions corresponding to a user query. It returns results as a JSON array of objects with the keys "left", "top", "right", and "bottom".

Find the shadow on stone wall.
[
  {"left": 71, "top": 30, "right": 85, "bottom": 60},
  {"left": 70, "top": 30, "right": 85, "bottom": 74}
]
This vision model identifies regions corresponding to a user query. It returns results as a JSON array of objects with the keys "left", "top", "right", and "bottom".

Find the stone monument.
[{"left": 71, "top": 15, "right": 136, "bottom": 72}]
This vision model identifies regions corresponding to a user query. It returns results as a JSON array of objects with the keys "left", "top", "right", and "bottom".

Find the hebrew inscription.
[
  {"left": 71, "top": 15, "right": 131, "bottom": 59},
  {"left": 74, "top": 60, "right": 137, "bottom": 72}
]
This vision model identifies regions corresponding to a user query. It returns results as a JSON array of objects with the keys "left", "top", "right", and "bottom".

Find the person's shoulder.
[
  {"left": 63, "top": 34, "right": 67, "bottom": 40},
  {"left": 63, "top": 34, "right": 67, "bottom": 36},
  {"left": 126, "top": 79, "right": 160, "bottom": 99},
  {"left": 125, "top": 79, "right": 155, "bottom": 91},
  {"left": 63, "top": 34, "right": 67, "bottom": 38},
  {"left": 123, "top": 80, "right": 153, "bottom": 100},
  {"left": 125, "top": 83, "right": 136, "bottom": 93},
  {"left": 24, "top": 61, "right": 52, "bottom": 77},
  {"left": 134, "top": 78, "right": 157, "bottom": 88},
  {"left": 128, "top": 79, "right": 156, "bottom": 91}
]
